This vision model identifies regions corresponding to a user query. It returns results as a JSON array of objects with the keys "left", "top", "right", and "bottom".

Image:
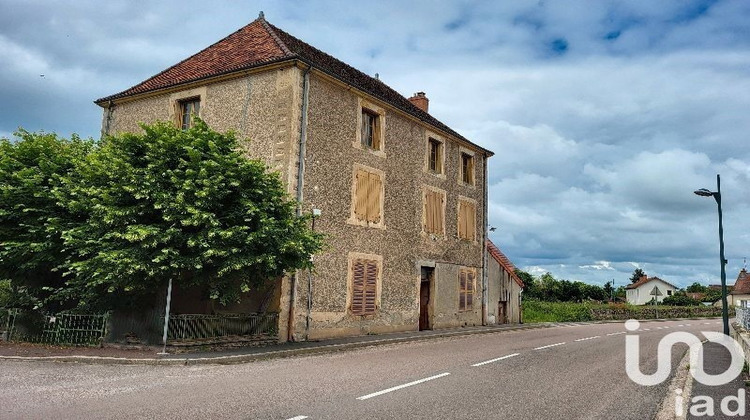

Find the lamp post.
[{"left": 694, "top": 174, "right": 729, "bottom": 336}]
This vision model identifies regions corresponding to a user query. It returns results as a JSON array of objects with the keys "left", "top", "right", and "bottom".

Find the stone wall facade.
[{"left": 100, "top": 64, "right": 489, "bottom": 341}]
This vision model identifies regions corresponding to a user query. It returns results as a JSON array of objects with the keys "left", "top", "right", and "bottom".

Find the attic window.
[
  {"left": 361, "top": 109, "right": 380, "bottom": 150},
  {"left": 461, "top": 152, "right": 475, "bottom": 185},
  {"left": 428, "top": 138, "right": 443, "bottom": 174},
  {"left": 179, "top": 97, "right": 200, "bottom": 130}
]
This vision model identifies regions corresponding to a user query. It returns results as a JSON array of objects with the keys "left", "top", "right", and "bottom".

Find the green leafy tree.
[
  {"left": 54, "top": 120, "right": 323, "bottom": 309},
  {"left": 0, "top": 130, "right": 93, "bottom": 309},
  {"left": 515, "top": 269, "right": 540, "bottom": 299},
  {"left": 686, "top": 282, "right": 708, "bottom": 293},
  {"left": 630, "top": 268, "right": 646, "bottom": 284}
]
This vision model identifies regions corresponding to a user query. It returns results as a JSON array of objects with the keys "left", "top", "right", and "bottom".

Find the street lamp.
[{"left": 694, "top": 174, "right": 729, "bottom": 336}]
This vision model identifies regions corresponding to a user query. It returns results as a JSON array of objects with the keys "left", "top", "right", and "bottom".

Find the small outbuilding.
[{"left": 486, "top": 240, "right": 524, "bottom": 324}]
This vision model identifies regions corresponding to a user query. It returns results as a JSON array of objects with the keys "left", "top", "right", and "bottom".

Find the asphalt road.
[{"left": 0, "top": 319, "right": 725, "bottom": 420}]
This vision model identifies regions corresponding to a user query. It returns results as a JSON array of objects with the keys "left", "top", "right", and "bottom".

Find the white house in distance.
[{"left": 626, "top": 274, "right": 677, "bottom": 305}]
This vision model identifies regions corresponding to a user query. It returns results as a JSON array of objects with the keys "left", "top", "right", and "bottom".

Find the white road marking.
[
  {"left": 677, "top": 325, "right": 684, "bottom": 327},
  {"left": 703, "top": 322, "right": 712, "bottom": 325},
  {"left": 472, "top": 353, "right": 520, "bottom": 367},
  {"left": 574, "top": 336, "right": 601, "bottom": 342},
  {"left": 685, "top": 324, "right": 692, "bottom": 326},
  {"left": 715, "top": 322, "right": 721, "bottom": 325},
  {"left": 356, "top": 372, "right": 451, "bottom": 400},
  {"left": 663, "top": 326, "right": 670, "bottom": 329},
  {"left": 656, "top": 327, "right": 663, "bottom": 330},
  {"left": 286, "top": 416, "right": 308, "bottom": 420},
  {"left": 606, "top": 332, "right": 626, "bottom": 336},
  {"left": 534, "top": 342, "right": 566, "bottom": 350},
  {"left": 643, "top": 328, "right": 651, "bottom": 331}
]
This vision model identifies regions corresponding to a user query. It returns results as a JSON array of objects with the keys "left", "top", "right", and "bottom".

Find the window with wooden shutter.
[
  {"left": 350, "top": 257, "right": 379, "bottom": 316},
  {"left": 461, "top": 152, "right": 475, "bottom": 185},
  {"left": 428, "top": 138, "right": 443, "bottom": 174},
  {"left": 423, "top": 188, "right": 445, "bottom": 235},
  {"left": 459, "top": 268, "right": 476, "bottom": 311},
  {"left": 361, "top": 109, "right": 382, "bottom": 151},
  {"left": 178, "top": 97, "right": 200, "bottom": 130},
  {"left": 353, "top": 167, "right": 383, "bottom": 225},
  {"left": 458, "top": 199, "right": 476, "bottom": 241}
]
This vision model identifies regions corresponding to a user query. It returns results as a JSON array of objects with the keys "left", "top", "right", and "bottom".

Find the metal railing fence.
[
  {"left": 736, "top": 306, "right": 750, "bottom": 330},
  {"left": 165, "top": 313, "right": 278, "bottom": 340},
  {"left": 5, "top": 310, "right": 109, "bottom": 346}
]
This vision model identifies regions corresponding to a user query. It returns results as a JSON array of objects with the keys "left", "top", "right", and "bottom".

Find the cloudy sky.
[{"left": 2, "top": 0, "right": 748, "bottom": 288}]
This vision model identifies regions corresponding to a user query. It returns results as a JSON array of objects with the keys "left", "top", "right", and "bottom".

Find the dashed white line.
[
  {"left": 703, "top": 322, "right": 712, "bottom": 325},
  {"left": 685, "top": 324, "right": 692, "bottom": 326},
  {"left": 574, "top": 336, "right": 601, "bottom": 342},
  {"left": 606, "top": 332, "right": 626, "bottom": 336},
  {"left": 472, "top": 353, "right": 520, "bottom": 367},
  {"left": 534, "top": 342, "right": 566, "bottom": 350},
  {"left": 677, "top": 324, "right": 684, "bottom": 327},
  {"left": 286, "top": 416, "right": 308, "bottom": 420},
  {"left": 715, "top": 322, "right": 721, "bottom": 325},
  {"left": 643, "top": 328, "right": 651, "bottom": 331},
  {"left": 356, "top": 372, "right": 451, "bottom": 400}
]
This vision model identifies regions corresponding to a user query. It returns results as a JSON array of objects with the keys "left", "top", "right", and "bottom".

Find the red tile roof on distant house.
[
  {"left": 95, "top": 14, "right": 492, "bottom": 156},
  {"left": 486, "top": 240, "right": 524, "bottom": 288},
  {"left": 731, "top": 269, "right": 750, "bottom": 295},
  {"left": 625, "top": 275, "right": 678, "bottom": 290}
]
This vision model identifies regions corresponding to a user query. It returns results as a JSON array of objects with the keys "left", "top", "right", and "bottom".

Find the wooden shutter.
[
  {"left": 468, "top": 202, "right": 475, "bottom": 240},
  {"left": 351, "top": 258, "right": 378, "bottom": 315},
  {"left": 458, "top": 201, "right": 465, "bottom": 239},
  {"left": 366, "top": 172, "right": 382, "bottom": 223},
  {"left": 459, "top": 270, "right": 467, "bottom": 311},
  {"left": 372, "top": 114, "right": 381, "bottom": 150},
  {"left": 354, "top": 169, "right": 368, "bottom": 221},
  {"left": 364, "top": 260, "right": 378, "bottom": 314},
  {"left": 436, "top": 192, "right": 444, "bottom": 234},
  {"left": 425, "top": 190, "right": 444, "bottom": 234},
  {"left": 351, "top": 260, "right": 366, "bottom": 315},
  {"left": 466, "top": 270, "right": 475, "bottom": 310},
  {"left": 459, "top": 201, "right": 475, "bottom": 240}
]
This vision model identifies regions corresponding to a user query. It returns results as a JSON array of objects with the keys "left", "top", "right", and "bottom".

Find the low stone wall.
[
  {"left": 730, "top": 321, "right": 750, "bottom": 365},
  {"left": 590, "top": 305, "right": 731, "bottom": 321}
]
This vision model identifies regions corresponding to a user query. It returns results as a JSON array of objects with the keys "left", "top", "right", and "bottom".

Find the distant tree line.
[
  {"left": 516, "top": 268, "right": 716, "bottom": 306},
  {"left": 515, "top": 270, "right": 625, "bottom": 303}
]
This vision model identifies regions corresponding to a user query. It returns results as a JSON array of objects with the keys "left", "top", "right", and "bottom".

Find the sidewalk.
[
  {"left": 0, "top": 322, "right": 551, "bottom": 366},
  {"left": 686, "top": 341, "right": 749, "bottom": 419}
]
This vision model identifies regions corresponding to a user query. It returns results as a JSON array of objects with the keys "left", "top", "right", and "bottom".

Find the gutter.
[
  {"left": 287, "top": 64, "right": 312, "bottom": 342},
  {"left": 482, "top": 152, "right": 489, "bottom": 326}
]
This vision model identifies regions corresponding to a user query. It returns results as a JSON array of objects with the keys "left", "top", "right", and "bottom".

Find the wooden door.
[{"left": 419, "top": 267, "right": 433, "bottom": 330}]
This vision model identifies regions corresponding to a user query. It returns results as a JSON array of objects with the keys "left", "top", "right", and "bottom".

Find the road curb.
[
  {"left": 654, "top": 348, "right": 693, "bottom": 419},
  {"left": 0, "top": 323, "right": 551, "bottom": 366},
  {"left": 1, "top": 317, "right": 720, "bottom": 366}
]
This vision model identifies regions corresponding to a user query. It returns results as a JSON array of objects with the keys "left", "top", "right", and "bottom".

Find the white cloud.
[{"left": 0, "top": 0, "right": 748, "bottom": 288}]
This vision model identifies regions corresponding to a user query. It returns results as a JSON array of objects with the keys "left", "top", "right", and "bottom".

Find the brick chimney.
[{"left": 408, "top": 92, "right": 429, "bottom": 113}]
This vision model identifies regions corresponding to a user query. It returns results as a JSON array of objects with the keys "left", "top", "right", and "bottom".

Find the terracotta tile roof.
[
  {"left": 486, "top": 240, "right": 524, "bottom": 288},
  {"left": 731, "top": 269, "right": 750, "bottom": 294},
  {"left": 95, "top": 15, "right": 491, "bottom": 155},
  {"left": 625, "top": 275, "right": 677, "bottom": 290}
]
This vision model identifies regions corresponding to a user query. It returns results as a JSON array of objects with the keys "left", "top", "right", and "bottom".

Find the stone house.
[
  {"left": 728, "top": 269, "right": 750, "bottom": 307},
  {"left": 95, "top": 14, "right": 493, "bottom": 342},
  {"left": 486, "top": 240, "right": 523, "bottom": 324},
  {"left": 625, "top": 274, "right": 677, "bottom": 305}
]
